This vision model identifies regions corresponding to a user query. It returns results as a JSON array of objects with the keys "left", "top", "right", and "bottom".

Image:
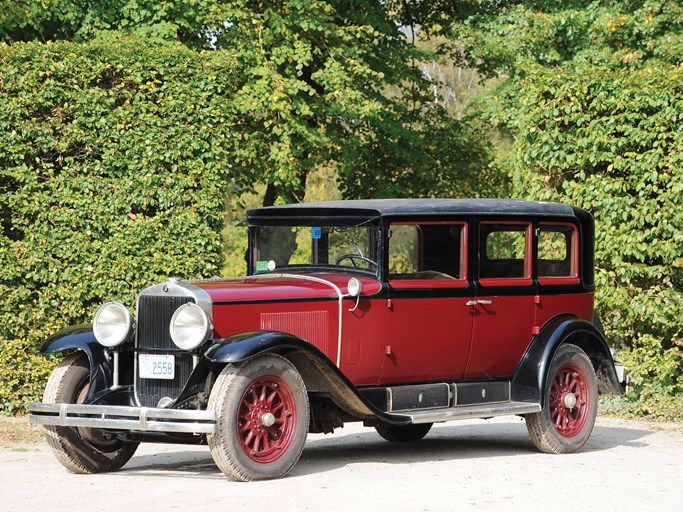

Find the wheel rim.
[
  {"left": 549, "top": 363, "right": 591, "bottom": 437},
  {"left": 237, "top": 376, "right": 297, "bottom": 463}
]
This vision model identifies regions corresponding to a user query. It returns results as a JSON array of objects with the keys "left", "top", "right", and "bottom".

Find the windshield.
[{"left": 252, "top": 225, "right": 378, "bottom": 274}]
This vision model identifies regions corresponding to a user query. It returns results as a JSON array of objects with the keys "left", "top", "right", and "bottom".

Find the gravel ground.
[{"left": 1, "top": 415, "right": 681, "bottom": 512}]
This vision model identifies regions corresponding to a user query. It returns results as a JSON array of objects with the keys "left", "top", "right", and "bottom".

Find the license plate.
[{"left": 138, "top": 354, "right": 175, "bottom": 380}]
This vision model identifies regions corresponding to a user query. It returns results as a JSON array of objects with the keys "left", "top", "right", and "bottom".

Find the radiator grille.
[{"left": 136, "top": 295, "right": 194, "bottom": 408}]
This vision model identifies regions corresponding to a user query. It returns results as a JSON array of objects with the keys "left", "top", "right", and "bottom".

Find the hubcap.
[
  {"left": 237, "top": 376, "right": 296, "bottom": 463},
  {"left": 549, "top": 363, "right": 591, "bottom": 438},
  {"left": 261, "top": 412, "right": 276, "bottom": 427}
]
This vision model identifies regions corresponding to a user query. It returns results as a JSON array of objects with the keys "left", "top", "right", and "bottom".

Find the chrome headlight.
[
  {"left": 170, "top": 303, "right": 212, "bottom": 350},
  {"left": 93, "top": 302, "right": 134, "bottom": 348}
]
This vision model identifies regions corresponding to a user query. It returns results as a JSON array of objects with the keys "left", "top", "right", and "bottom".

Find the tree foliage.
[{"left": 2, "top": 1, "right": 498, "bottom": 203}]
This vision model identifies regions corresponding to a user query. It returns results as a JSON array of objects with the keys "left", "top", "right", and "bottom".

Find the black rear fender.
[{"left": 512, "top": 316, "right": 623, "bottom": 407}]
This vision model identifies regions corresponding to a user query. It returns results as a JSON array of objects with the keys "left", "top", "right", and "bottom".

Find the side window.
[
  {"left": 538, "top": 224, "right": 578, "bottom": 279},
  {"left": 388, "top": 225, "right": 420, "bottom": 274},
  {"left": 479, "top": 223, "right": 531, "bottom": 280},
  {"left": 389, "top": 223, "right": 466, "bottom": 283}
]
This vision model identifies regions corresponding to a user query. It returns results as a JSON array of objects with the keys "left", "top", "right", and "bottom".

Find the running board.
[{"left": 390, "top": 401, "right": 542, "bottom": 424}]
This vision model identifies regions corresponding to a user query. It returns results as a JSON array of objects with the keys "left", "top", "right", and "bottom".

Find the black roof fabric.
[{"left": 248, "top": 198, "right": 577, "bottom": 219}]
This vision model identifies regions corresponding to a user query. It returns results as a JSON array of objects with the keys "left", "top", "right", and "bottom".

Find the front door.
[{"left": 380, "top": 222, "right": 474, "bottom": 384}]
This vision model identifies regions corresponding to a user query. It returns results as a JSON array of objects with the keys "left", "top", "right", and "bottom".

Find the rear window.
[{"left": 538, "top": 223, "right": 578, "bottom": 280}]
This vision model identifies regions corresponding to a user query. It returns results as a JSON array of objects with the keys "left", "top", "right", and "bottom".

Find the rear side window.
[
  {"left": 479, "top": 223, "right": 531, "bottom": 281},
  {"left": 538, "top": 223, "right": 578, "bottom": 281}
]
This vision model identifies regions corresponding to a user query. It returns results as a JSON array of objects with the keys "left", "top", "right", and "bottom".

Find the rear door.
[{"left": 464, "top": 221, "right": 537, "bottom": 378}]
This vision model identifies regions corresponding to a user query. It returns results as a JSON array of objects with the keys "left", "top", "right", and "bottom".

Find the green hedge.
[
  {"left": 511, "top": 63, "right": 683, "bottom": 420},
  {"left": 0, "top": 35, "right": 239, "bottom": 413}
]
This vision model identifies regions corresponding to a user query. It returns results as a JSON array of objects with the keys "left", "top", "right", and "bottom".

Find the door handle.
[{"left": 466, "top": 299, "right": 493, "bottom": 306}]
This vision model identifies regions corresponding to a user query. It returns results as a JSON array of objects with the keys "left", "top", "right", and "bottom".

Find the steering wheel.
[{"left": 335, "top": 254, "right": 377, "bottom": 269}]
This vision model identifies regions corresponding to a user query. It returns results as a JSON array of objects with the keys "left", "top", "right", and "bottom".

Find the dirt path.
[{"left": 1, "top": 416, "right": 681, "bottom": 512}]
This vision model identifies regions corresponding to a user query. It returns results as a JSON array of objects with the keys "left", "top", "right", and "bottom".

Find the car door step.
[{"left": 391, "top": 401, "right": 542, "bottom": 424}]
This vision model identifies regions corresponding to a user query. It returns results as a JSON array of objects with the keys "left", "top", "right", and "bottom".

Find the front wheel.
[
  {"left": 208, "top": 354, "right": 309, "bottom": 481},
  {"left": 42, "top": 352, "right": 139, "bottom": 473},
  {"left": 525, "top": 344, "right": 598, "bottom": 454}
]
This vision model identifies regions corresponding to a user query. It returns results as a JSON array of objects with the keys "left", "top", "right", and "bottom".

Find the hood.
[{"left": 190, "top": 272, "right": 382, "bottom": 303}]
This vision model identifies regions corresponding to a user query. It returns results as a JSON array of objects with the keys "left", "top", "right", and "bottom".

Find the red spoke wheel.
[
  {"left": 526, "top": 344, "right": 598, "bottom": 454},
  {"left": 208, "top": 354, "right": 309, "bottom": 481},
  {"left": 237, "top": 376, "right": 298, "bottom": 463},
  {"left": 548, "top": 363, "right": 590, "bottom": 437},
  {"left": 42, "top": 352, "right": 139, "bottom": 473}
]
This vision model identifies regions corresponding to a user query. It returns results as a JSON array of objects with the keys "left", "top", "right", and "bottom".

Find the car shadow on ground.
[{"left": 118, "top": 420, "right": 654, "bottom": 480}]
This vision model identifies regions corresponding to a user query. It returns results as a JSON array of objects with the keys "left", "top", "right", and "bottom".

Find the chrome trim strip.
[{"left": 29, "top": 402, "right": 216, "bottom": 434}]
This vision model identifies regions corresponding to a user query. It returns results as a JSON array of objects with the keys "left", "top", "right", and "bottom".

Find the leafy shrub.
[
  {"left": 0, "top": 35, "right": 239, "bottom": 413},
  {"left": 509, "top": 63, "right": 683, "bottom": 418}
]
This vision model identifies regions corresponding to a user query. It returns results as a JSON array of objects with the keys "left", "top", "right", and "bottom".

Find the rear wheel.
[
  {"left": 42, "top": 352, "right": 139, "bottom": 473},
  {"left": 208, "top": 354, "right": 309, "bottom": 481},
  {"left": 375, "top": 423, "right": 433, "bottom": 442},
  {"left": 525, "top": 344, "right": 597, "bottom": 454}
]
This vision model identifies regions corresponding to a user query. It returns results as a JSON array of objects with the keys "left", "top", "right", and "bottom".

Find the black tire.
[
  {"left": 42, "top": 352, "right": 139, "bottom": 473},
  {"left": 525, "top": 344, "right": 598, "bottom": 454},
  {"left": 375, "top": 423, "right": 433, "bottom": 442},
  {"left": 208, "top": 354, "right": 309, "bottom": 481}
]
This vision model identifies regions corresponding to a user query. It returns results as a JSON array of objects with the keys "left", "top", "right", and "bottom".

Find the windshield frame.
[{"left": 248, "top": 217, "right": 382, "bottom": 277}]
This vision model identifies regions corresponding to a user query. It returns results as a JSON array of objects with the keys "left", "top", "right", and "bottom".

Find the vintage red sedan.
[{"left": 30, "top": 199, "right": 623, "bottom": 480}]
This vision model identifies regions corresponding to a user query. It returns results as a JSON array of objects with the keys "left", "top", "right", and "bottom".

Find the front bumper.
[{"left": 29, "top": 402, "right": 216, "bottom": 434}]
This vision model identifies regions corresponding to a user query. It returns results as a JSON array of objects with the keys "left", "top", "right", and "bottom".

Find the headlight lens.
[
  {"left": 170, "top": 303, "right": 211, "bottom": 350},
  {"left": 93, "top": 302, "right": 134, "bottom": 347}
]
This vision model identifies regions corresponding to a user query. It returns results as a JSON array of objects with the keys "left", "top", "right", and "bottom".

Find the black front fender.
[
  {"left": 204, "top": 330, "right": 332, "bottom": 364},
  {"left": 40, "top": 323, "right": 112, "bottom": 399},
  {"left": 204, "top": 331, "right": 400, "bottom": 423},
  {"left": 512, "top": 316, "right": 622, "bottom": 407}
]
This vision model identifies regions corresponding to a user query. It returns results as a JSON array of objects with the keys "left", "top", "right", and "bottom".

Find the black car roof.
[{"left": 247, "top": 198, "right": 580, "bottom": 220}]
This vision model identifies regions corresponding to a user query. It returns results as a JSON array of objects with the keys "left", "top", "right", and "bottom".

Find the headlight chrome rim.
[
  {"left": 93, "top": 302, "right": 134, "bottom": 348},
  {"left": 170, "top": 302, "right": 212, "bottom": 351}
]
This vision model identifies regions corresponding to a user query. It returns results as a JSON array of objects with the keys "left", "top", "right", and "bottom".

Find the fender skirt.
[
  {"left": 39, "top": 323, "right": 112, "bottom": 401},
  {"left": 205, "top": 331, "right": 407, "bottom": 424},
  {"left": 512, "top": 316, "right": 623, "bottom": 407}
]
